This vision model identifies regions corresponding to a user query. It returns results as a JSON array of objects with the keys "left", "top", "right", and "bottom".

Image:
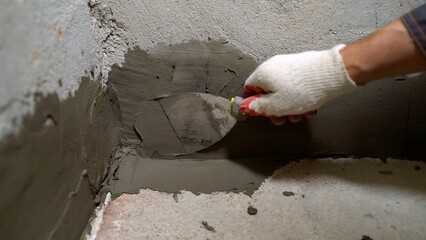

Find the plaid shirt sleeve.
[{"left": 401, "top": 4, "right": 426, "bottom": 58}]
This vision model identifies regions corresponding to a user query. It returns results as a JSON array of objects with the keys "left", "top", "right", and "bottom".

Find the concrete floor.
[{"left": 90, "top": 157, "right": 426, "bottom": 240}]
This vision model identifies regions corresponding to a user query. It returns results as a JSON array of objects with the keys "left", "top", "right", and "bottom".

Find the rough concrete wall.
[
  {"left": 105, "top": 0, "right": 426, "bottom": 159},
  {"left": 97, "top": 158, "right": 426, "bottom": 240},
  {"left": 0, "top": 0, "right": 94, "bottom": 137},
  {"left": 1, "top": 0, "right": 426, "bottom": 239},
  {"left": 0, "top": 0, "right": 132, "bottom": 138},
  {"left": 101, "top": 0, "right": 426, "bottom": 198},
  {"left": 0, "top": 0, "right": 126, "bottom": 239},
  {"left": 0, "top": 79, "right": 123, "bottom": 240},
  {"left": 107, "top": 0, "right": 422, "bottom": 58}
]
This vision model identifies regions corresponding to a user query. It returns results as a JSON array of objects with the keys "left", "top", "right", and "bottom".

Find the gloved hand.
[{"left": 241, "top": 45, "right": 358, "bottom": 124}]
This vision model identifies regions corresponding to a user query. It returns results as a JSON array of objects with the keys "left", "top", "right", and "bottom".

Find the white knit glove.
[{"left": 240, "top": 45, "right": 358, "bottom": 117}]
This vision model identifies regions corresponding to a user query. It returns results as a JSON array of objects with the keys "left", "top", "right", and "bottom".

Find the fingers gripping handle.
[{"left": 230, "top": 96, "right": 248, "bottom": 121}]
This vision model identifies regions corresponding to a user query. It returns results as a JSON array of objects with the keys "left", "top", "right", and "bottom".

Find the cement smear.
[
  {"left": 108, "top": 40, "right": 256, "bottom": 140},
  {"left": 107, "top": 40, "right": 292, "bottom": 195},
  {"left": 134, "top": 93, "right": 237, "bottom": 156},
  {"left": 103, "top": 153, "right": 285, "bottom": 196},
  {"left": 0, "top": 78, "right": 122, "bottom": 240},
  {"left": 3, "top": 41, "right": 426, "bottom": 239},
  {"left": 107, "top": 41, "right": 426, "bottom": 197}
]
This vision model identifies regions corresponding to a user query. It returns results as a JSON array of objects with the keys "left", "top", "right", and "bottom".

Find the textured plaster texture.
[
  {"left": 0, "top": 0, "right": 94, "bottom": 137},
  {"left": 1, "top": 0, "right": 426, "bottom": 239},
  {"left": 105, "top": 0, "right": 422, "bottom": 58},
  {"left": 1, "top": 0, "right": 424, "bottom": 140},
  {"left": 105, "top": 0, "right": 426, "bottom": 160},
  {"left": 99, "top": 0, "right": 426, "bottom": 203},
  {"left": 0, "top": 0, "right": 128, "bottom": 238},
  {"left": 0, "top": 0, "right": 132, "bottom": 138},
  {"left": 96, "top": 158, "right": 426, "bottom": 240},
  {"left": 2, "top": 0, "right": 423, "bottom": 139}
]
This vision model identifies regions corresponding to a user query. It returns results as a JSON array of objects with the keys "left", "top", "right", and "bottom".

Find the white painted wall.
[{"left": 0, "top": 0, "right": 423, "bottom": 138}]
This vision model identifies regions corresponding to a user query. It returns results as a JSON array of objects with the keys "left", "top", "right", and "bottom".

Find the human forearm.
[
  {"left": 340, "top": 19, "right": 426, "bottom": 85},
  {"left": 240, "top": 6, "right": 426, "bottom": 120}
]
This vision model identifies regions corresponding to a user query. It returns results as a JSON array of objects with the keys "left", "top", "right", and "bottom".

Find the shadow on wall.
[{"left": 193, "top": 74, "right": 426, "bottom": 161}]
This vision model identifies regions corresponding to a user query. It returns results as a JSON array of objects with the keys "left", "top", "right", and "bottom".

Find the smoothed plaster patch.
[
  {"left": 104, "top": 40, "right": 426, "bottom": 198},
  {"left": 0, "top": 78, "right": 122, "bottom": 240},
  {"left": 0, "top": 0, "right": 134, "bottom": 139},
  {"left": 3, "top": 1, "right": 426, "bottom": 238},
  {"left": 96, "top": 158, "right": 426, "bottom": 240},
  {"left": 108, "top": 40, "right": 257, "bottom": 141},
  {"left": 0, "top": 0, "right": 97, "bottom": 138},
  {"left": 104, "top": 153, "right": 286, "bottom": 196}
]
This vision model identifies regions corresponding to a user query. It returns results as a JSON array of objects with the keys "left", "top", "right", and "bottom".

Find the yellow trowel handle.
[{"left": 230, "top": 96, "right": 248, "bottom": 121}]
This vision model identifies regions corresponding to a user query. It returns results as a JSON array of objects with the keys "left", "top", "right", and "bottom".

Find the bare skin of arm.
[{"left": 340, "top": 19, "right": 426, "bottom": 85}]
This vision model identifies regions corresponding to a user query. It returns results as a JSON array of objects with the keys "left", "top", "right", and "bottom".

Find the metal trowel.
[{"left": 134, "top": 92, "right": 246, "bottom": 157}]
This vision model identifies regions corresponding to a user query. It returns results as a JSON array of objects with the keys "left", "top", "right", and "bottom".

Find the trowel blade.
[{"left": 134, "top": 92, "right": 237, "bottom": 157}]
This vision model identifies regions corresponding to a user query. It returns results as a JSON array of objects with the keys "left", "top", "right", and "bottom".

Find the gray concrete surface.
[
  {"left": 107, "top": 0, "right": 418, "bottom": 58},
  {"left": 0, "top": 1, "right": 127, "bottom": 238},
  {"left": 1, "top": 0, "right": 426, "bottom": 239},
  {"left": 0, "top": 0, "right": 95, "bottom": 137},
  {"left": 0, "top": 0, "right": 133, "bottom": 138},
  {"left": 95, "top": 158, "right": 426, "bottom": 240},
  {"left": 2, "top": 0, "right": 423, "bottom": 138}
]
